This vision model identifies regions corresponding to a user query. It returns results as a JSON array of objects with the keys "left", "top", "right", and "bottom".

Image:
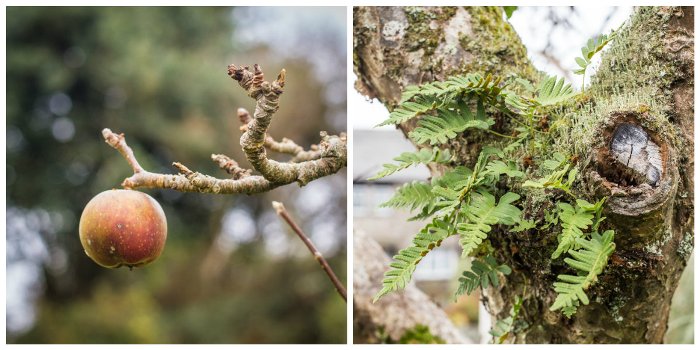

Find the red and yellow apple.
[{"left": 79, "top": 189, "right": 167, "bottom": 269}]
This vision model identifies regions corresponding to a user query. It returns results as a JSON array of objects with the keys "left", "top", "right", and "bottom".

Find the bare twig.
[
  {"left": 102, "top": 128, "right": 276, "bottom": 193},
  {"left": 172, "top": 161, "right": 194, "bottom": 176},
  {"left": 211, "top": 153, "right": 252, "bottom": 180},
  {"left": 102, "top": 63, "right": 346, "bottom": 193},
  {"left": 272, "top": 201, "right": 347, "bottom": 302},
  {"left": 102, "top": 129, "right": 144, "bottom": 173}
]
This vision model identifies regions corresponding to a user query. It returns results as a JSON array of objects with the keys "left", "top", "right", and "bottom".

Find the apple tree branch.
[{"left": 102, "top": 63, "right": 347, "bottom": 194}]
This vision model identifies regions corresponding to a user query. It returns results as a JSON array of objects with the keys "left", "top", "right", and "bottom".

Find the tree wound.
[{"left": 610, "top": 123, "right": 662, "bottom": 186}]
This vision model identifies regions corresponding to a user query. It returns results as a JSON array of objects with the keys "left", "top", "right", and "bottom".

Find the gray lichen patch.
[
  {"left": 433, "top": 7, "right": 472, "bottom": 68},
  {"left": 381, "top": 20, "right": 406, "bottom": 42},
  {"left": 610, "top": 123, "right": 663, "bottom": 186}
]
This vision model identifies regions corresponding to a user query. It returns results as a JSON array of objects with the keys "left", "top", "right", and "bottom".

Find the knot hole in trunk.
[{"left": 594, "top": 113, "right": 668, "bottom": 189}]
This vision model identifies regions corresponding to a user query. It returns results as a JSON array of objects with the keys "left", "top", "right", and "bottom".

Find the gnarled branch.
[
  {"left": 237, "top": 108, "right": 325, "bottom": 162},
  {"left": 103, "top": 64, "right": 347, "bottom": 194}
]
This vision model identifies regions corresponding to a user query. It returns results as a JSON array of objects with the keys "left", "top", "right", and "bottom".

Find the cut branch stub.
[
  {"left": 610, "top": 123, "right": 662, "bottom": 186},
  {"left": 588, "top": 112, "right": 678, "bottom": 247}
]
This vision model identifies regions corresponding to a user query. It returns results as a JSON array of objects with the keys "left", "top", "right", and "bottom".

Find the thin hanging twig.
[{"left": 272, "top": 201, "right": 347, "bottom": 302}]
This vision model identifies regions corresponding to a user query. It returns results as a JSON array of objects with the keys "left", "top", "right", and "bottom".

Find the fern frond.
[
  {"left": 432, "top": 166, "right": 472, "bottom": 189},
  {"left": 457, "top": 191, "right": 521, "bottom": 257},
  {"left": 502, "top": 138, "right": 524, "bottom": 154},
  {"left": 523, "top": 153, "right": 577, "bottom": 195},
  {"left": 586, "top": 198, "right": 607, "bottom": 232},
  {"left": 561, "top": 305, "right": 578, "bottom": 318},
  {"left": 512, "top": 218, "right": 536, "bottom": 232},
  {"left": 534, "top": 76, "right": 576, "bottom": 106},
  {"left": 380, "top": 97, "right": 437, "bottom": 126},
  {"left": 406, "top": 73, "right": 500, "bottom": 103},
  {"left": 429, "top": 188, "right": 463, "bottom": 215},
  {"left": 456, "top": 255, "right": 512, "bottom": 297},
  {"left": 399, "top": 85, "right": 423, "bottom": 104},
  {"left": 574, "top": 32, "right": 616, "bottom": 76},
  {"left": 504, "top": 90, "right": 532, "bottom": 112},
  {"left": 512, "top": 77, "right": 536, "bottom": 94},
  {"left": 522, "top": 163, "right": 577, "bottom": 194},
  {"left": 585, "top": 33, "right": 616, "bottom": 59},
  {"left": 490, "top": 296, "right": 523, "bottom": 344},
  {"left": 380, "top": 181, "right": 435, "bottom": 212},
  {"left": 550, "top": 230, "right": 616, "bottom": 316},
  {"left": 424, "top": 165, "right": 476, "bottom": 216},
  {"left": 381, "top": 73, "right": 508, "bottom": 127},
  {"left": 431, "top": 151, "right": 492, "bottom": 217},
  {"left": 369, "top": 147, "right": 451, "bottom": 180},
  {"left": 485, "top": 160, "right": 525, "bottom": 179},
  {"left": 542, "top": 152, "right": 567, "bottom": 170},
  {"left": 405, "top": 166, "right": 473, "bottom": 220},
  {"left": 574, "top": 31, "right": 616, "bottom": 90},
  {"left": 409, "top": 101, "right": 494, "bottom": 145},
  {"left": 374, "top": 220, "right": 453, "bottom": 302},
  {"left": 550, "top": 202, "right": 594, "bottom": 259}
]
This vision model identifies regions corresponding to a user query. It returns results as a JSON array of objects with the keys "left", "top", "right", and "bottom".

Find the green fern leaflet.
[
  {"left": 379, "top": 96, "right": 437, "bottom": 126},
  {"left": 523, "top": 161, "right": 577, "bottom": 195},
  {"left": 457, "top": 191, "right": 521, "bottom": 257},
  {"left": 409, "top": 101, "right": 494, "bottom": 145},
  {"left": 456, "top": 255, "right": 512, "bottom": 297},
  {"left": 550, "top": 230, "right": 616, "bottom": 316},
  {"left": 550, "top": 202, "right": 594, "bottom": 259},
  {"left": 484, "top": 160, "right": 525, "bottom": 179},
  {"left": 490, "top": 296, "right": 523, "bottom": 344},
  {"left": 574, "top": 31, "right": 616, "bottom": 90},
  {"left": 574, "top": 33, "right": 616, "bottom": 75},
  {"left": 534, "top": 76, "right": 576, "bottom": 107},
  {"left": 369, "top": 147, "right": 451, "bottom": 180},
  {"left": 373, "top": 220, "right": 453, "bottom": 302},
  {"left": 380, "top": 181, "right": 435, "bottom": 212},
  {"left": 380, "top": 73, "right": 508, "bottom": 127}
]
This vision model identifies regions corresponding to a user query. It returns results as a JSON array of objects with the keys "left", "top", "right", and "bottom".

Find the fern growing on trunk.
[{"left": 367, "top": 29, "right": 618, "bottom": 325}]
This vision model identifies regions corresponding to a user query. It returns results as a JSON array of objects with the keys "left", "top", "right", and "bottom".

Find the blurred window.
[
  {"left": 414, "top": 248, "right": 459, "bottom": 281},
  {"left": 353, "top": 184, "right": 396, "bottom": 218}
]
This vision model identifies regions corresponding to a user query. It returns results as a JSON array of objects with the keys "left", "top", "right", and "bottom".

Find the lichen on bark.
[
  {"left": 104, "top": 63, "right": 347, "bottom": 194},
  {"left": 354, "top": 6, "right": 693, "bottom": 344}
]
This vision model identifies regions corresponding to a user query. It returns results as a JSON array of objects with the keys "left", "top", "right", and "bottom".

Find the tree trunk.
[
  {"left": 353, "top": 230, "right": 469, "bottom": 344},
  {"left": 353, "top": 6, "right": 693, "bottom": 343}
]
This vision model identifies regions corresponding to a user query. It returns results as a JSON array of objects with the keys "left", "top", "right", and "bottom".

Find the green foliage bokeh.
[{"left": 6, "top": 6, "right": 346, "bottom": 344}]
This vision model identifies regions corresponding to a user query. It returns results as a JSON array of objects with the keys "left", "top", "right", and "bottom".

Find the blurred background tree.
[{"left": 6, "top": 6, "right": 347, "bottom": 344}]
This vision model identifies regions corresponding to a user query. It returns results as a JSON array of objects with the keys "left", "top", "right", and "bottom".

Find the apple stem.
[{"left": 272, "top": 201, "right": 347, "bottom": 302}]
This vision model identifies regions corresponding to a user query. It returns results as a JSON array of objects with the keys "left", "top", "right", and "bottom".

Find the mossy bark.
[{"left": 354, "top": 6, "right": 693, "bottom": 343}]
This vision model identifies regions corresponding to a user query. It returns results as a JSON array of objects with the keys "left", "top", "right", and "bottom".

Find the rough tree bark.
[
  {"left": 353, "top": 230, "right": 469, "bottom": 344},
  {"left": 354, "top": 6, "right": 693, "bottom": 344}
]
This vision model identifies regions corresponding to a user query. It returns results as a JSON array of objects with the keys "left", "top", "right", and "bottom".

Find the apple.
[{"left": 79, "top": 189, "right": 167, "bottom": 269}]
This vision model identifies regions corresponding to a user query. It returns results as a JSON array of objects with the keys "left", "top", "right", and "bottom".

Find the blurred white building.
[{"left": 353, "top": 129, "right": 460, "bottom": 287}]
